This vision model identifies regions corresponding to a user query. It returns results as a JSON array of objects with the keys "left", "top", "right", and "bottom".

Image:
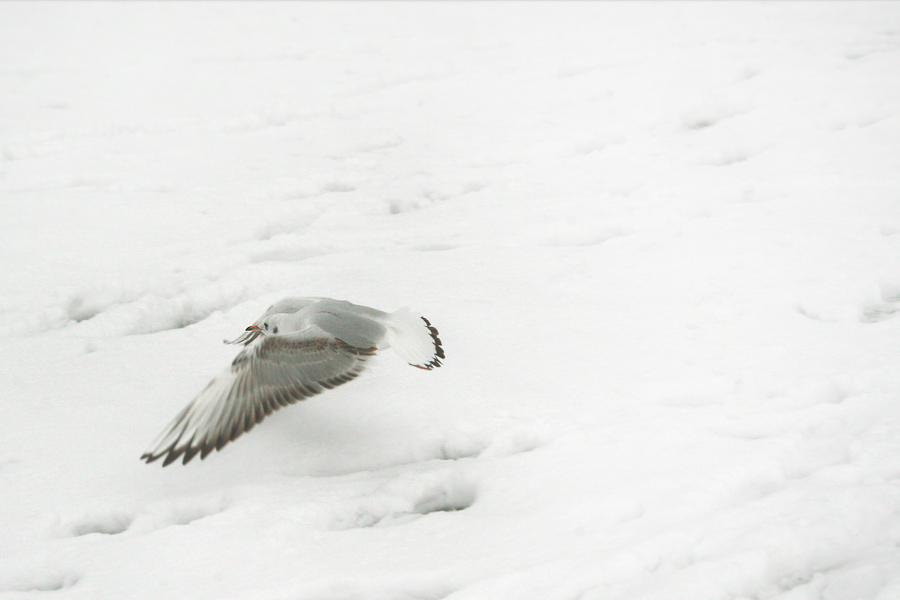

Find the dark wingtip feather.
[
  {"left": 417, "top": 316, "right": 445, "bottom": 369},
  {"left": 182, "top": 444, "right": 203, "bottom": 465},
  {"left": 161, "top": 452, "right": 179, "bottom": 467}
]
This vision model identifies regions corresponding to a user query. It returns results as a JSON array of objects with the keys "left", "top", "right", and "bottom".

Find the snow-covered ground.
[{"left": 2, "top": 2, "right": 900, "bottom": 598}]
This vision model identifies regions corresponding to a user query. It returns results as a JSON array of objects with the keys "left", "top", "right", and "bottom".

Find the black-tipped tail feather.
[
  {"left": 385, "top": 308, "right": 445, "bottom": 370},
  {"left": 415, "top": 316, "right": 444, "bottom": 370}
]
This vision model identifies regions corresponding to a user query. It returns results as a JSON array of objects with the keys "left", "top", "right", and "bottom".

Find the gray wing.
[{"left": 142, "top": 327, "right": 376, "bottom": 466}]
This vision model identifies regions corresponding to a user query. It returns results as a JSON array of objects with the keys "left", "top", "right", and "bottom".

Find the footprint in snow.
[
  {"left": 859, "top": 285, "right": 900, "bottom": 323},
  {"left": 0, "top": 569, "right": 80, "bottom": 594},
  {"left": 424, "top": 428, "right": 544, "bottom": 461},
  {"left": 69, "top": 511, "right": 134, "bottom": 537},
  {"left": 330, "top": 472, "right": 477, "bottom": 530},
  {"left": 57, "top": 494, "right": 228, "bottom": 539}
]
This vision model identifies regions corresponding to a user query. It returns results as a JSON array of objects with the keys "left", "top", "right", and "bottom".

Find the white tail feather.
[{"left": 386, "top": 308, "right": 444, "bottom": 370}]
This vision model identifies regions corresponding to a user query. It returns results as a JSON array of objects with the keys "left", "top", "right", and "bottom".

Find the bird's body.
[{"left": 141, "top": 297, "right": 444, "bottom": 466}]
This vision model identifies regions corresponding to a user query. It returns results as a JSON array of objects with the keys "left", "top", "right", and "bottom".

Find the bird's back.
[{"left": 302, "top": 299, "right": 390, "bottom": 349}]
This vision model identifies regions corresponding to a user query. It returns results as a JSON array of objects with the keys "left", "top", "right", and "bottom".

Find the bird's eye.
[
  {"left": 273, "top": 326, "right": 279, "bottom": 334},
  {"left": 264, "top": 323, "right": 269, "bottom": 330}
]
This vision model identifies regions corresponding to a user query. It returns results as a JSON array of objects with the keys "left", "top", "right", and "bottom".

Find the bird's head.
[{"left": 248, "top": 314, "right": 286, "bottom": 336}]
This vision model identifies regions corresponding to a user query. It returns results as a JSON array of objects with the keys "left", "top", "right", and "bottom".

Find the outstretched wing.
[{"left": 142, "top": 328, "right": 376, "bottom": 466}]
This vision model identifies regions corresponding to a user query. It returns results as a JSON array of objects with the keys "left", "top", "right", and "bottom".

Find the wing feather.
[{"left": 142, "top": 330, "right": 376, "bottom": 466}]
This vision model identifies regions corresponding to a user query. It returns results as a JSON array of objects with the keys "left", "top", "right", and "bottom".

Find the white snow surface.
[{"left": 2, "top": 2, "right": 900, "bottom": 599}]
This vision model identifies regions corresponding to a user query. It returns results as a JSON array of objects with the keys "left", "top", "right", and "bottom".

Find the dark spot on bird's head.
[{"left": 273, "top": 326, "right": 278, "bottom": 334}]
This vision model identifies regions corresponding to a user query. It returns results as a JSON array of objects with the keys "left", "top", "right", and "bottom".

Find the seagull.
[{"left": 141, "top": 297, "right": 444, "bottom": 466}]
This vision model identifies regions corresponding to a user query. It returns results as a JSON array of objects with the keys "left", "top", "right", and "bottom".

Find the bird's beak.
[{"left": 246, "top": 325, "right": 262, "bottom": 332}]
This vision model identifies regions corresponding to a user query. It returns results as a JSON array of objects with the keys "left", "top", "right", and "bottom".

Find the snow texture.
[{"left": 2, "top": 2, "right": 900, "bottom": 599}]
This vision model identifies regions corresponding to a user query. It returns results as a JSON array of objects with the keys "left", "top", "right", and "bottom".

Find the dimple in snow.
[{"left": 141, "top": 297, "right": 444, "bottom": 467}]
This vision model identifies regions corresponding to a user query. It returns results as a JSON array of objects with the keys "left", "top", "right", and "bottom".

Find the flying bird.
[{"left": 142, "top": 297, "right": 444, "bottom": 466}]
